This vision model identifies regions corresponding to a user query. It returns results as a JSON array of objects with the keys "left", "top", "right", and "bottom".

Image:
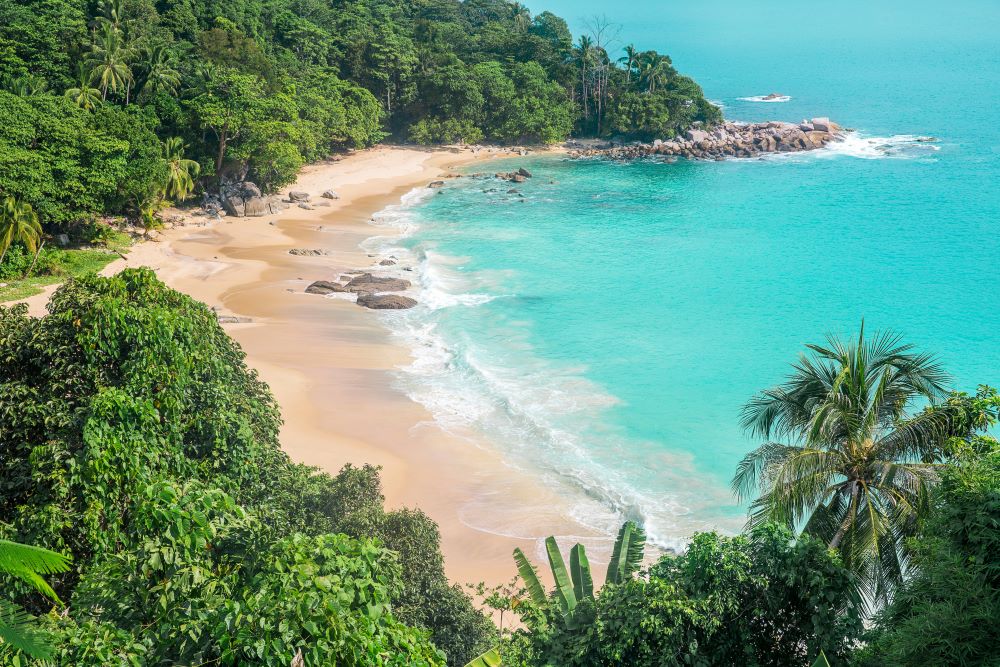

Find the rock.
[
  {"left": 428, "top": 181, "right": 446, "bottom": 188},
  {"left": 321, "top": 189, "right": 340, "bottom": 199},
  {"left": 222, "top": 195, "right": 246, "bottom": 217},
  {"left": 56, "top": 233, "right": 70, "bottom": 246},
  {"left": 243, "top": 196, "right": 279, "bottom": 217},
  {"left": 345, "top": 273, "right": 411, "bottom": 292},
  {"left": 686, "top": 129, "right": 710, "bottom": 143},
  {"left": 511, "top": 173, "right": 527, "bottom": 183},
  {"left": 217, "top": 315, "right": 253, "bottom": 324},
  {"left": 288, "top": 191, "right": 310, "bottom": 202},
  {"left": 305, "top": 280, "right": 348, "bottom": 295},
  {"left": 356, "top": 293, "right": 418, "bottom": 310},
  {"left": 298, "top": 203, "right": 313, "bottom": 210},
  {"left": 379, "top": 259, "right": 396, "bottom": 266},
  {"left": 507, "top": 188, "right": 519, "bottom": 194},
  {"left": 241, "top": 182, "right": 262, "bottom": 198},
  {"left": 340, "top": 275, "right": 356, "bottom": 282},
  {"left": 289, "top": 248, "right": 329, "bottom": 256},
  {"left": 517, "top": 167, "right": 532, "bottom": 178},
  {"left": 762, "top": 92, "right": 784, "bottom": 100},
  {"left": 811, "top": 117, "right": 833, "bottom": 132}
]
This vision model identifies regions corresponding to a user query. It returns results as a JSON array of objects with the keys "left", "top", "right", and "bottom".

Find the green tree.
[
  {"left": 64, "top": 63, "right": 102, "bottom": 110},
  {"left": 856, "top": 447, "right": 1000, "bottom": 666},
  {"left": 138, "top": 43, "right": 180, "bottom": 97},
  {"left": 732, "top": 324, "right": 954, "bottom": 603},
  {"left": 88, "top": 23, "right": 133, "bottom": 101},
  {"left": 161, "top": 137, "right": 200, "bottom": 201},
  {"left": 0, "top": 196, "right": 41, "bottom": 267}
]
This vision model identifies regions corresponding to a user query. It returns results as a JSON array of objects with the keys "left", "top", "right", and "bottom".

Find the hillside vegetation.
[{"left": 0, "top": 0, "right": 721, "bottom": 234}]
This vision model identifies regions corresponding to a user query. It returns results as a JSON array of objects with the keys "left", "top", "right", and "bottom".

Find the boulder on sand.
[
  {"left": 356, "top": 293, "right": 418, "bottom": 310},
  {"left": 428, "top": 181, "right": 446, "bottom": 188},
  {"left": 289, "top": 248, "right": 329, "bottom": 256},
  {"left": 288, "top": 191, "right": 310, "bottom": 202},
  {"left": 321, "top": 189, "right": 340, "bottom": 199},
  {"left": 345, "top": 273, "right": 411, "bottom": 292},
  {"left": 305, "top": 280, "right": 347, "bottom": 295}
]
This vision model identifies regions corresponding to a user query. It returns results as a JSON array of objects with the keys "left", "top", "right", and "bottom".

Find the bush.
[{"left": 0, "top": 269, "right": 490, "bottom": 664}]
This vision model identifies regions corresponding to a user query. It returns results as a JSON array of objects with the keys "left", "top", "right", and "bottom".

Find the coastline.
[{"left": 12, "top": 145, "right": 596, "bottom": 585}]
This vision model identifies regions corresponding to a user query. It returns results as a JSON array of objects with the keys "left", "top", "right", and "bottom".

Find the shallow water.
[{"left": 365, "top": 1, "right": 1000, "bottom": 547}]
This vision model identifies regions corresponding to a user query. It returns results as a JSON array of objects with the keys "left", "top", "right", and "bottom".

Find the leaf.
[
  {"left": 569, "top": 543, "right": 593, "bottom": 602},
  {"left": 512, "top": 548, "right": 546, "bottom": 606},
  {"left": 545, "top": 537, "right": 576, "bottom": 617},
  {"left": 812, "top": 649, "right": 831, "bottom": 667},
  {"left": 0, "top": 599, "right": 53, "bottom": 660},
  {"left": 606, "top": 521, "right": 645, "bottom": 585},
  {"left": 464, "top": 647, "right": 502, "bottom": 667}
]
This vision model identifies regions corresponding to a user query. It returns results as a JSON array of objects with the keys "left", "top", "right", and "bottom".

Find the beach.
[{"left": 13, "top": 145, "right": 600, "bottom": 586}]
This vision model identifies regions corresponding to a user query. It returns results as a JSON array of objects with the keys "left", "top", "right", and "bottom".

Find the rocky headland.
[{"left": 569, "top": 118, "right": 844, "bottom": 161}]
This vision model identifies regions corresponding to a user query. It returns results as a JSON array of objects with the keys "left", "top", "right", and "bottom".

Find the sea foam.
[{"left": 738, "top": 94, "right": 792, "bottom": 102}]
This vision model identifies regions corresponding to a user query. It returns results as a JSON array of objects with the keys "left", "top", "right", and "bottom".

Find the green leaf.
[
  {"left": 812, "top": 649, "right": 831, "bottom": 667},
  {"left": 0, "top": 599, "right": 53, "bottom": 660},
  {"left": 569, "top": 543, "right": 593, "bottom": 602},
  {"left": 545, "top": 536, "right": 576, "bottom": 617},
  {"left": 512, "top": 548, "right": 546, "bottom": 606},
  {"left": 464, "top": 647, "right": 502, "bottom": 667}
]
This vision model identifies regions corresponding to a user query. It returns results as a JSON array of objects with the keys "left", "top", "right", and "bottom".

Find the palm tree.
[
  {"left": 0, "top": 197, "right": 42, "bottom": 267},
  {"left": 638, "top": 52, "right": 673, "bottom": 93},
  {"left": 618, "top": 44, "right": 639, "bottom": 85},
  {"left": 161, "top": 137, "right": 201, "bottom": 201},
  {"left": 0, "top": 539, "right": 71, "bottom": 659},
  {"left": 88, "top": 23, "right": 133, "bottom": 101},
  {"left": 573, "top": 36, "right": 594, "bottom": 120},
  {"left": 2, "top": 75, "right": 48, "bottom": 96},
  {"left": 732, "top": 324, "right": 953, "bottom": 603},
  {"left": 64, "top": 64, "right": 102, "bottom": 110},
  {"left": 510, "top": 2, "right": 531, "bottom": 31},
  {"left": 139, "top": 43, "right": 181, "bottom": 97}
]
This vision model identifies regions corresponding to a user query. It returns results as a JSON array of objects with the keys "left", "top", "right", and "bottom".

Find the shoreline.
[{"left": 12, "top": 145, "right": 596, "bottom": 585}]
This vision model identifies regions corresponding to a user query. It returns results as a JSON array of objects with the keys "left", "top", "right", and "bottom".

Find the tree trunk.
[
  {"left": 830, "top": 481, "right": 860, "bottom": 549},
  {"left": 0, "top": 244, "right": 8, "bottom": 266},
  {"left": 26, "top": 239, "right": 45, "bottom": 278},
  {"left": 215, "top": 123, "right": 229, "bottom": 175}
]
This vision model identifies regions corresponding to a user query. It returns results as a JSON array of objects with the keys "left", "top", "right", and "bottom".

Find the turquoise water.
[{"left": 369, "top": 1, "right": 1000, "bottom": 547}]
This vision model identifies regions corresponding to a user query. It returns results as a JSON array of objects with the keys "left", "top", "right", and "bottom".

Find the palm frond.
[{"left": 0, "top": 599, "right": 53, "bottom": 659}]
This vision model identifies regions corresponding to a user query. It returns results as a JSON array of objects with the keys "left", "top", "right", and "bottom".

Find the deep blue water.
[{"left": 368, "top": 1, "right": 1000, "bottom": 546}]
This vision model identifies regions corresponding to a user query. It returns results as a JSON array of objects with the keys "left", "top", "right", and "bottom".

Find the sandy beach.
[{"left": 13, "top": 145, "right": 603, "bottom": 586}]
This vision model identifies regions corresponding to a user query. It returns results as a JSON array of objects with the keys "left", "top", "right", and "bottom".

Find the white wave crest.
[
  {"left": 823, "top": 132, "right": 941, "bottom": 160},
  {"left": 738, "top": 94, "right": 791, "bottom": 103}
]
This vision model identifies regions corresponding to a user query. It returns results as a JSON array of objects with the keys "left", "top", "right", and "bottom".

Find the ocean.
[{"left": 364, "top": 0, "right": 1000, "bottom": 548}]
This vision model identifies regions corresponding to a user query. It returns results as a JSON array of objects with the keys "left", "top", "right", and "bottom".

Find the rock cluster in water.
[
  {"left": 304, "top": 272, "right": 417, "bottom": 309},
  {"left": 569, "top": 119, "right": 843, "bottom": 161}
]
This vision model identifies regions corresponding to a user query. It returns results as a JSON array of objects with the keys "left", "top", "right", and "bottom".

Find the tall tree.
[
  {"left": 88, "top": 23, "right": 133, "bottom": 101},
  {"left": 732, "top": 324, "right": 954, "bottom": 603},
  {"left": 138, "top": 44, "right": 181, "bottom": 97}
]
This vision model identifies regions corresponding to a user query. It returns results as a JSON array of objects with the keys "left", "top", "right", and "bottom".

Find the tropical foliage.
[
  {"left": 856, "top": 444, "right": 1000, "bottom": 665},
  {"left": 0, "top": 270, "right": 491, "bottom": 665},
  {"left": 501, "top": 524, "right": 862, "bottom": 666},
  {"left": 732, "top": 325, "right": 957, "bottom": 603},
  {"left": 0, "top": 539, "right": 71, "bottom": 660},
  {"left": 0, "top": 0, "right": 719, "bottom": 249}
]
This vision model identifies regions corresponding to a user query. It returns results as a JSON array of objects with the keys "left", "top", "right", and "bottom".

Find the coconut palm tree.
[
  {"left": 732, "top": 324, "right": 952, "bottom": 604},
  {"left": 510, "top": 2, "right": 531, "bottom": 31},
  {"left": 89, "top": 23, "right": 133, "bottom": 101},
  {"left": 0, "top": 197, "right": 42, "bottom": 267},
  {"left": 0, "top": 539, "right": 71, "bottom": 659},
  {"left": 638, "top": 52, "right": 673, "bottom": 93},
  {"left": 573, "top": 35, "right": 594, "bottom": 120},
  {"left": 161, "top": 137, "right": 201, "bottom": 201},
  {"left": 64, "top": 64, "right": 102, "bottom": 110},
  {"left": 139, "top": 43, "right": 181, "bottom": 97},
  {"left": 618, "top": 44, "right": 639, "bottom": 85}
]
